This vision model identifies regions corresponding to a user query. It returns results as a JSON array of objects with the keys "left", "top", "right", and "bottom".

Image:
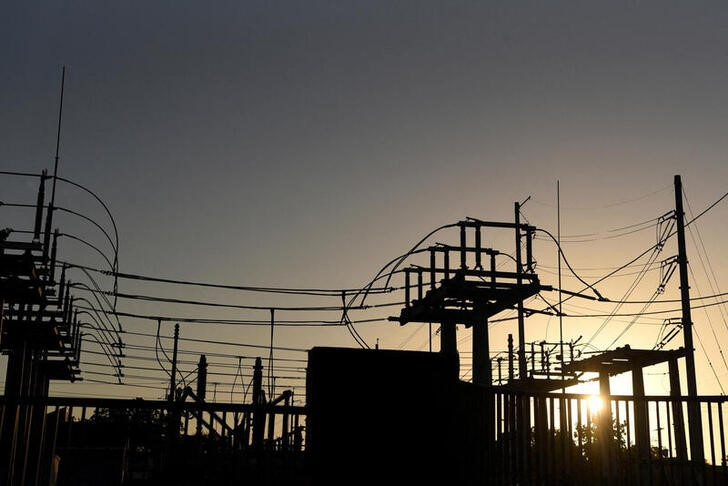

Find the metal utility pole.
[{"left": 674, "top": 174, "right": 704, "bottom": 463}]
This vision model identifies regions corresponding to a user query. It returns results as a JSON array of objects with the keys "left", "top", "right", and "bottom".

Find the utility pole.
[
  {"left": 196, "top": 355, "right": 207, "bottom": 438},
  {"left": 515, "top": 202, "right": 527, "bottom": 378},
  {"left": 169, "top": 323, "right": 179, "bottom": 402},
  {"left": 252, "top": 357, "right": 265, "bottom": 450},
  {"left": 674, "top": 174, "right": 704, "bottom": 463},
  {"left": 197, "top": 355, "right": 207, "bottom": 401},
  {"left": 166, "top": 323, "right": 181, "bottom": 478}
]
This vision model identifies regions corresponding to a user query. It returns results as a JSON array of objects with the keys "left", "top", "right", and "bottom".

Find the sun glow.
[{"left": 588, "top": 395, "right": 604, "bottom": 413}]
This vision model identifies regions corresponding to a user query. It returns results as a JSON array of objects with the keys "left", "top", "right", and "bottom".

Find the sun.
[{"left": 588, "top": 395, "right": 604, "bottom": 413}]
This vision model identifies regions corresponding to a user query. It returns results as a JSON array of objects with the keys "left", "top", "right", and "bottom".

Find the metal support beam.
[
  {"left": 472, "top": 316, "right": 490, "bottom": 386},
  {"left": 440, "top": 320, "right": 457, "bottom": 356}
]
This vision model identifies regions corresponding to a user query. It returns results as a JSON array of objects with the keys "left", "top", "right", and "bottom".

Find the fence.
[
  {"left": 0, "top": 396, "right": 306, "bottom": 486},
  {"left": 2, "top": 390, "right": 727, "bottom": 485},
  {"left": 490, "top": 390, "right": 728, "bottom": 485}
]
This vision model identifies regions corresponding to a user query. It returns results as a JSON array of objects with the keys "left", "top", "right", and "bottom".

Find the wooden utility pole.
[
  {"left": 515, "top": 202, "right": 527, "bottom": 378},
  {"left": 197, "top": 355, "right": 207, "bottom": 400},
  {"left": 674, "top": 174, "right": 704, "bottom": 463},
  {"left": 169, "top": 323, "right": 180, "bottom": 402},
  {"left": 252, "top": 357, "right": 265, "bottom": 450}
]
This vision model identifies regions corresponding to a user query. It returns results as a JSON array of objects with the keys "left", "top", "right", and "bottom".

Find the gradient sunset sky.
[{"left": 3, "top": 1, "right": 728, "bottom": 400}]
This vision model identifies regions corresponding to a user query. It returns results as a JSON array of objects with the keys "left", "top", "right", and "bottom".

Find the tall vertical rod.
[
  {"left": 674, "top": 174, "right": 704, "bottom": 463},
  {"left": 557, "top": 182, "right": 569, "bottom": 473},
  {"left": 50, "top": 66, "right": 66, "bottom": 208},
  {"left": 508, "top": 334, "right": 514, "bottom": 381},
  {"left": 459, "top": 224, "right": 467, "bottom": 269},
  {"left": 557, "top": 182, "right": 564, "bottom": 370},
  {"left": 196, "top": 355, "right": 207, "bottom": 437},
  {"left": 252, "top": 357, "right": 265, "bottom": 450},
  {"left": 475, "top": 226, "right": 482, "bottom": 269},
  {"left": 515, "top": 202, "right": 527, "bottom": 378},
  {"left": 32, "top": 172, "right": 46, "bottom": 241},
  {"left": 169, "top": 323, "right": 179, "bottom": 402},
  {"left": 269, "top": 309, "right": 275, "bottom": 398},
  {"left": 196, "top": 355, "right": 207, "bottom": 401},
  {"left": 43, "top": 67, "right": 66, "bottom": 262}
]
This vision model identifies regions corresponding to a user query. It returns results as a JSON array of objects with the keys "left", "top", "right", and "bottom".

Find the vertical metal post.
[
  {"left": 50, "top": 66, "right": 65, "bottom": 209},
  {"left": 444, "top": 249, "right": 450, "bottom": 279},
  {"left": 472, "top": 316, "right": 490, "bottom": 386},
  {"left": 459, "top": 223, "right": 466, "bottom": 269},
  {"left": 42, "top": 67, "right": 65, "bottom": 265},
  {"left": 475, "top": 225, "right": 482, "bottom": 269},
  {"left": 497, "top": 358, "right": 503, "bottom": 385},
  {"left": 404, "top": 270, "right": 411, "bottom": 307},
  {"left": 507, "top": 334, "right": 514, "bottom": 381},
  {"left": 269, "top": 309, "right": 275, "bottom": 398},
  {"left": 33, "top": 172, "right": 46, "bottom": 241},
  {"left": 430, "top": 249, "right": 436, "bottom": 291},
  {"left": 490, "top": 253, "right": 496, "bottom": 282},
  {"left": 429, "top": 322, "right": 432, "bottom": 353},
  {"left": 417, "top": 269, "right": 423, "bottom": 301},
  {"left": 440, "top": 320, "right": 457, "bottom": 356},
  {"left": 41, "top": 202, "right": 53, "bottom": 265}
]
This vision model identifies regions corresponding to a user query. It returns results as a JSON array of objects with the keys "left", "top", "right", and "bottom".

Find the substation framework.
[
  {"left": 388, "top": 175, "right": 706, "bottom": 478},
  {"left": 0, "top": 172, "right": 85, "bottom": 485}
]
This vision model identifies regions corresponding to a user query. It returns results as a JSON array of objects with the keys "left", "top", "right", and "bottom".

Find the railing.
[
  {"left": 489, "top": 390, "right": 728, "bottom": 485},
  {"left": 0, "top": 396, "right": 307, "bottom": 486},
  {"left": 2, "top": 391, "right": 727, "bottom": 485}
]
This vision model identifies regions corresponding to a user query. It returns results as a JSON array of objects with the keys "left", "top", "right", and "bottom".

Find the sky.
[{"left": 3, "top": 0, "right": 728, "bottom": 402}]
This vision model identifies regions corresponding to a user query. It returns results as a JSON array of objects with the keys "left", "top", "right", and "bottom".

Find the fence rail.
[
  {"left": 1, "top": 391, "right": 727, "bottom": 485},
  {"left": 489, "top": 390, "right": 728, "bottom": 485},
  {"left": 0, "top": 396, "right": 307, "bottom": 486}
]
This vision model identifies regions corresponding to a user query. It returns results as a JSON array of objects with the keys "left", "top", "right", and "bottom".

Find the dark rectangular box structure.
[{"left": 307, "top": 347, "right": 482, "bottom": 484}]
